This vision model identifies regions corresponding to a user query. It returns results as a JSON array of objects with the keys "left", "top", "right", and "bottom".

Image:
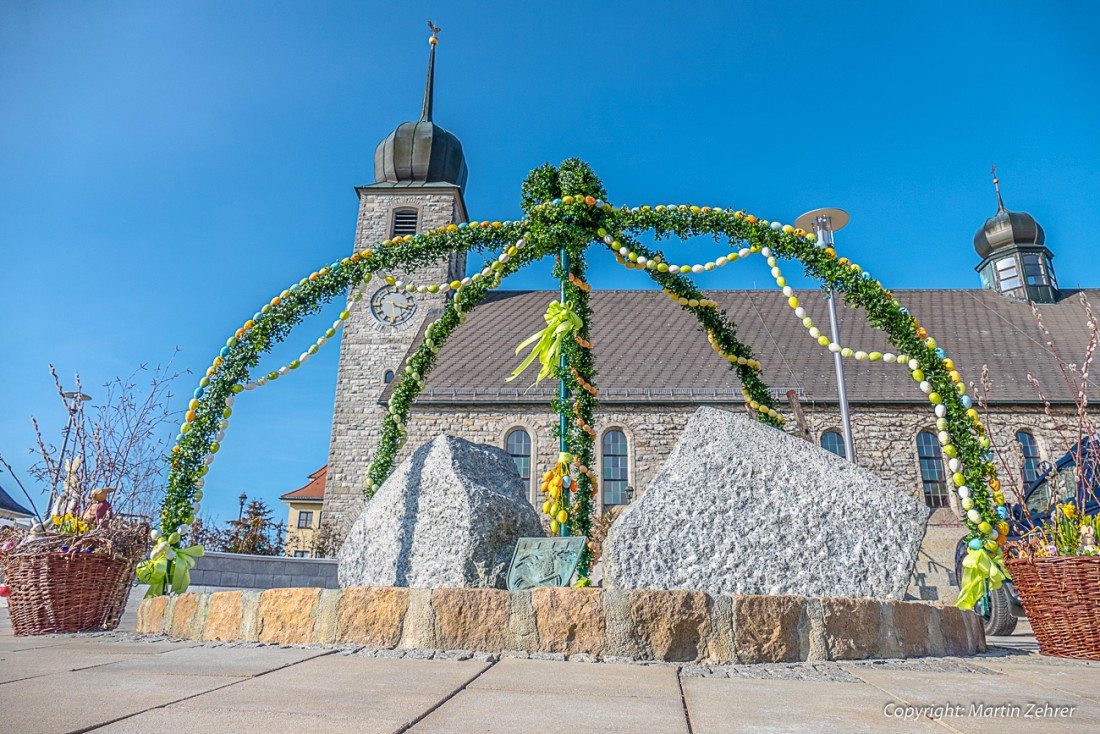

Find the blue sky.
[{"left": 1, "top": 1, "right": 1097, "bottom": 526}]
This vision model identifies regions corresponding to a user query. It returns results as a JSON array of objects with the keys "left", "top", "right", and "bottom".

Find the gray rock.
[
  {"left": 338, "top": 434, "right": 544, "bottom": 589},
  {"left": 603, "top": 407, "right": 930, "bottom": 599}
]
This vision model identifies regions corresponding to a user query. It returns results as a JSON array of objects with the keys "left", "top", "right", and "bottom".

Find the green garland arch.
[{"left": 142, "top": 159, "right": 1005, "bottom": 610}]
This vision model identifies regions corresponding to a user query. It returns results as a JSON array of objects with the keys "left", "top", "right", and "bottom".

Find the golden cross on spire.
[
  {"left": 427, "top": 20, "right": 441, "bottom": 45},
  {"left": 991, "top": 165, "right": 1005, "bottom": 211}
]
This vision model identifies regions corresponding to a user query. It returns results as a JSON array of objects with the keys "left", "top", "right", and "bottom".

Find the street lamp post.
[
  {"left": 795, "top": 208, "right": 856, "bottom": 463},
  {"left": 236, "top": 492, "right": 248, "bottom": 550}
]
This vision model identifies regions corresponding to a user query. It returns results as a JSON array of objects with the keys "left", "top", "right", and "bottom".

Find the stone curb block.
[{"left": 136, "top": 587, "right": 982, "bottom": 663}]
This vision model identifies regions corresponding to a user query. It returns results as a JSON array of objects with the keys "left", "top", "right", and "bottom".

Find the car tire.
[{"left": 980, "top": 585, "right": 1019, "bottom": 636}]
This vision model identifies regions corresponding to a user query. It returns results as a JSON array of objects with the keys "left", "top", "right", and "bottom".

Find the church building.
[{"left": 309, "top": 36, "right": 1092, "bottom": 599}]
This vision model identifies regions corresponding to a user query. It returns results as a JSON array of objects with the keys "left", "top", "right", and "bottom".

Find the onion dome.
[
  {"left": 373, "top": 29, "right": 468, "bottom": 193},
  {"left": 973, "top": 173, "right": 1045, "bottom": 258}
]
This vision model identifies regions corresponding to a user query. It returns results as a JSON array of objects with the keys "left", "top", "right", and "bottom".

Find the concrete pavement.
[{"left": 2, "top": 597, "right": 1098, "bottom": 733}]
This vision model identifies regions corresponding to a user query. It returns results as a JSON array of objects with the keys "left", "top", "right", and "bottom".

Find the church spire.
[
  {"left": 991, "top": 165, "right": 1006, "bottom": 212},
  {"left": 420, "top": 21, "right": 441, "bottom": 122}
]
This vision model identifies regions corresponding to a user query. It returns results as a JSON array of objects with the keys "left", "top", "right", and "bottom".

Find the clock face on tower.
[{"left": 370, "top": 285, "right": 418, "bottom": 326}]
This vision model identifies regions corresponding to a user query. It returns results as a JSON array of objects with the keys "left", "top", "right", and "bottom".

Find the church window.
[
  {"left": 916, "top": 431, "right": 949, "bottom": 508},
  {"left": 1045, "top": 255, "right": 1057, "bottom": 288},
  {"left": 1017, "top": 430, "right": 1041, "bottom": 486},
  {"left": 995, "top": 257, "right": 1021, "bottom": 290},
  {"left": 820, "top": 430, "right": 846, "bottom": 459},
  {"left": 1021, "top": 254, "right": 1045, "bottom": 286},
  {"left": 505, "top": 428, "right": 531, "bottom": 485},
  {"left": 391, "top": 208, "right": 419, "bottom": 237},
  {"left": 602, "top": 429, "right": 631, "bottom": 506},
  {"left": 383, "top": 370, "right": 394, "bottom": 384}
]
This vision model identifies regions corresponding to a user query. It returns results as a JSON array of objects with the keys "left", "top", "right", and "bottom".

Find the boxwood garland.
[{"left": 149, "top": 159, "right": 1003, "bottom": 609}]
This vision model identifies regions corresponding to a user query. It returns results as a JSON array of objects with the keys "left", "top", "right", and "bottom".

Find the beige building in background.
[{"left": 280, "top": 467, "right": 325, "bottom": 558}]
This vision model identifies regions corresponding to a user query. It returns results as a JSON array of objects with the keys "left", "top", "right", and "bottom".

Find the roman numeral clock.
[{"left": 369, "top": 284, "right": 418, "bottom": 326}]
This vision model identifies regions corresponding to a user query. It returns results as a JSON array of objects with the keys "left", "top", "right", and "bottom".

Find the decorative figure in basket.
[
  {"left": 81, "top": 486, "right": 117, "bottom": 528},
  {"left": 1080, "top": 524, "right": 1098, "bottom": 557},
  {"left": 51, "top": 455, "right": 84, "bottom": 521}
]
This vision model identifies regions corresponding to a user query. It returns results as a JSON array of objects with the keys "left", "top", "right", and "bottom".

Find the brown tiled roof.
[
  {"left": 384, "top": 289, "right": 1100, "bottom": 405},
  {"left": 280, "top": 466, "right": 326, "bottom": 501}
]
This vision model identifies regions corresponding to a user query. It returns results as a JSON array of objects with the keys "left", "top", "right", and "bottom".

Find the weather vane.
[{"left": 427, "top": 20, "right": 441, "bottom": 45}]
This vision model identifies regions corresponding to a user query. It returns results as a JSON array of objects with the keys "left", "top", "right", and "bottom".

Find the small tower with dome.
[{"left": 974, "top": 167, "right": 1058, "bottom": 303}]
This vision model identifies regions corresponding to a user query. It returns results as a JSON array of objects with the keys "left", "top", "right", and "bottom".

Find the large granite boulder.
[
  {"left": 603, "top": 407, "right": 930, "bottom": 599},
  {"left": 338, "top": 434, "right": 543, "bottom": 589}
]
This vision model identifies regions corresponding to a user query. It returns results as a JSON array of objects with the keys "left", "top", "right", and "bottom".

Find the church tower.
[
  {"left": 974, "top": 168, "right": 1058, "bottom": 304},
  {"left": 325, "top": 27, "right": 468, "bottom": 532}
]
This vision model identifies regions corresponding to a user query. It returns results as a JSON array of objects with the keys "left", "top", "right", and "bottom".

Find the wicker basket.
[
  {"left": 1, "top": 551, "right": 136, "bottom": 635},
  {"left": 1005, "top": 555, "right": 1100, "bottom": 660}
]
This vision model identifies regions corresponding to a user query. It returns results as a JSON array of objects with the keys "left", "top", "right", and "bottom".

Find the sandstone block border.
[{"left": 136, "top": 587, "right": 986, "bottom": 664}]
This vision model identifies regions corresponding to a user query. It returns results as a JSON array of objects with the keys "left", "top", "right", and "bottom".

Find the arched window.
[
  {"left": 505, "top": 428, "right": 531, "bottom": 485},
  {"left": 820, "top": 430, "right": 846, "bottom": 459},
  {"left": 916, "top": 431, "right": 949, "bottom": 508},
  {"left": 1017, "top": 430, "right": 1041, "bottom": 486},
  {"left": 383, "top": 370, "right": 394, "bottom": 384},
  {"left": 602, "top": 429, "right": 630, "bottom": 506},
  {"left": 390, "top": 208, "right": 419, "bottom": 237}
]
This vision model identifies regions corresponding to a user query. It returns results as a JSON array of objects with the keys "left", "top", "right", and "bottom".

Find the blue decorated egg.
[
  {"left": 996, "top": 506, "right": 1008, "bottom": 519},
  {"left": 220, "top": 346, "right": 230, "bottom": 358},
  {"left": 935, "top": 347, "right": 946, "bottom": 359},
  {"left": 193, "top": 387, "right": 204, "bottom": 399},
  {"left": 552, "top": 198, "right": 563, "bottom": 206},
  {"left": 961, "top": 395, "right": 973, "bottom": 409},
  {"left": 968, "top": 538, "right": 983, "bottom": 550},
  {"left": 982, "top": 449, "right": 995, "bottom": 462}
]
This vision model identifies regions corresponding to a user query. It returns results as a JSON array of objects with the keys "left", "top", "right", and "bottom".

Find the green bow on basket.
[
  {"left": 137, "top": 543, "right": 205, "bottom": 597},
  {"left": 507, "top": 300, "right": 583, "bottom": 388},
  {"left": 954, "top": 546, "right": 1010, "bottom": 610}
]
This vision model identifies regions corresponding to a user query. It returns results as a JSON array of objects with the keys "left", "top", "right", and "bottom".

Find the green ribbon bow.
[
  {"left": 507, "top": 300, "right": 583, "bottom": 388},
  {"left": 137, "top": 544, "right": 205, "bottom": 597},
  {"left": 136, "top": 554, "right": 168, "bottom": 598},
  {"left": 954, "top": 546, "right": 1010, "bottom": 610}
]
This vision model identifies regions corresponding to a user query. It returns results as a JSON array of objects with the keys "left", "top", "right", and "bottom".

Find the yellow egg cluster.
[
  {"left": 539, "top": 464, "right": 573, "bottom": 533},
  {"left": 706, "top": 331, "right": 763, "bottom": 372},
  {"left": 661, "top": 288, "right": 717, "bottom": 309},
  {"left": 740, "top": 387, "right": 786, "bottom": 424}
]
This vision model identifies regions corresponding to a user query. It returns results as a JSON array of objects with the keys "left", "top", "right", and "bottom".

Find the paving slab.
[
  {"left": 18, "top": 638, "right": 201, "bottom": 656},
  {"left": 0, "top": 667, "right": 245, "bottom": 734},
  {"left": 0, "top": 648, "right": 150, "bottom": 684},
  {"left": 95, "top": 644, "right": 333, "bottom": 678},
  {"left": 849, "top": 664, "right": 1098, "bottom": 733},
  {"left": 93, "top": 655, "right": 490, "bottom": 734},
  {"left": 467, "top": 657, "right": 682, "bottom": 697},
  {"left": 681, "top": 676, "right": 944, "bottom": 733},
  {"left": 968, "top": 658, "right": 1100, "bottom": 704},
  {"left": 0, "top": 635, "right": 99, "bottom": 653},
  {"left": 409, "top": 687, "right": 690, "bottom": 734}
]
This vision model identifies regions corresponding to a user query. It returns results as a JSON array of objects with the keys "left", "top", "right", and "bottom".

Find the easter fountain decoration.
[{"left": 140, "top": 158, "right": 1008, "bottom": 612}]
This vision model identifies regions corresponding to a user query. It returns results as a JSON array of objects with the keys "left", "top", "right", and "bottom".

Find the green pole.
[{"left": 558, "top": 244, "right": 571, "bottom": 537}]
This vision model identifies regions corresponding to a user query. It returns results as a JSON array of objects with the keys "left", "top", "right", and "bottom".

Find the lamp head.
[{"left": 795, "top": 208, "right": 850, "bottom": 248}]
